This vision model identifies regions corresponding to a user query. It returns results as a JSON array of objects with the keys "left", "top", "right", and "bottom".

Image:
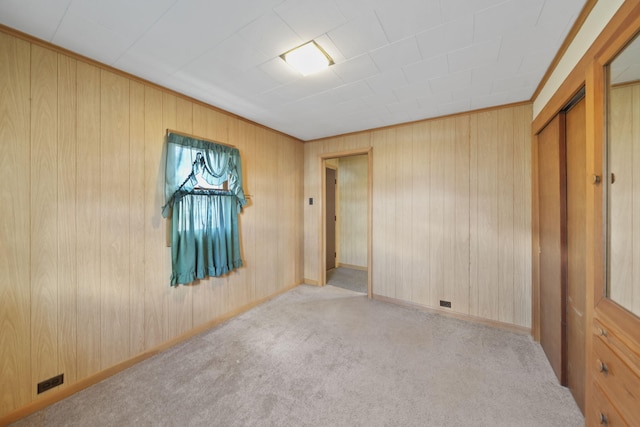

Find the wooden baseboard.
[
  {"left": 0, "top": 282, "right": 301, "bottom": 426},
  {"left": 336, "top": 263, "right": 367, "bottom": 271},
  {"left": 303, "top": 278, "right": 320, "bottom": 285},
  {"left": 372, "top": 294, "right": 532, "bottom": 336}
]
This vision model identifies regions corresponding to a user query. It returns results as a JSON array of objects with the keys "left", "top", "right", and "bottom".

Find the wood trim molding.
[
  {"left": 0, "top": 282, "right": 302, "bottom": 426},
  {"left": 372, "top": 294, "right": 531, "bottom": 336},
  {"left": 304, "top": 101, "right": 531, "bottom": 143},
  {"left": 530, "top": 0, "right": 598, "bottom": 102},
  {"left": 318, "top": 148, "right": 373, "bottom": 300},
  {"left": 0, "top": 24, "right": 303, "bottom": 144},
  {"left": 533, "top": 0, "right": 640, "bottom": 135}
]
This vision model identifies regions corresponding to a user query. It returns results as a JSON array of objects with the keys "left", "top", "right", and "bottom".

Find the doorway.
[{"left": 320, "top": 149, "right": 372, "bottom": 297}]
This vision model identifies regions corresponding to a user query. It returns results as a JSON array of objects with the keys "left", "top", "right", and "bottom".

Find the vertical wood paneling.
[
  {"left": 282, "top": 136, "right": 296, "bottom": 288},
  {"left": 412, "top": 122, "right": 431, "bottom": 306},
  {"left": 430, "top": 120, "right": 445, "bottom": 307},
  {"left": 253, "top": 128, "right": 273, "bottom": 298},
  {"left": 57, "top": 54, "right": 78, "bottom": 387},
  {"left": 1, "top": 30, "right": 306, "bottom": 419},
  {"left": 172, "top": 97, "right": 194, "bottom": 333},
  {"left": 338, "top": 155, "right": 368, "bottom": 268},
  {"left": 294, "top": 141, "right": 305, "bottom": 284},
  {"left": 469, "top": 114, "right": 480, "bottom": 317},
  {"left": 228, "top": 120, "right": 256, "bottom": 308},
  {"left": 371, "top": 129, "right": 394, "bottom": 297},
  {"left": 513, "top": 105, "right": 532, "bottom": 327},
  {"left": 442, "top": 118, "right": 456, "bottom": 306},
  {"left": 475, "top": 110, "right": 500, "bottom": 320},
  {"left": 100, "top": 71, "right": 131, "bottom": 368},
  {"left": 0, "top": 33, "right": 31, "bottom": 414},
  {"left": 275, "top": 134, "right": 286, "bottom": 295},
  {"left": 129, "top": 81, "right": 146, "bottom": 356},
  {"left": 163, "top": 93, "right": 192, "bottom": 340},
  {"left": 30, "top": 45, "right": 59, "bottom": 395},
  {"left": 304, "top": 104, "right": 532, "bottom": 327},
  {"left": 303, "top": 141, "right": 320, "bottom": 283},
  {"left": 143, "top": 85, "right": 165, "bottom": 349},
  {"left": 162, "top": 93, "right": 178, "bottom": 339},
  {"left": 498, "top": 108, "right": 515, "bottom": 323},
  {"left": 396, "top": 126, "right": 413, "bottom": 301},
  {"left": 454, "top": 116, "right": 470, "bottom": 314},
  {"left": 76, "top": 61, "right": 102, "bottom": 379}
]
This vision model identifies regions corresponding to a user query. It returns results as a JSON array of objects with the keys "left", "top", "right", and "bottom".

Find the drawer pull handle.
[
  {"left": 597, "top": 359, "right": 608, "bottom": 374},
  {"left": 597, "top": 327, "right": 607, "bottom": 337},
  {"left": 599, "top": 412, "right": 608, "bottom": 425}
]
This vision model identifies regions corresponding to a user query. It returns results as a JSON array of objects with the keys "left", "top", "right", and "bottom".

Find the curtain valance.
[
  {"left": 162, "top": 133, "right": 246, "bottom": 217},
  {"left": 162, "top": 132, "right": 247, "bottom": 286}
]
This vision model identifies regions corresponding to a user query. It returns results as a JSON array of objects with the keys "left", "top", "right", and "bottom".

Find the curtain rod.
[{"left": 166, "top": 128, "right": 236, "bottom": 149}]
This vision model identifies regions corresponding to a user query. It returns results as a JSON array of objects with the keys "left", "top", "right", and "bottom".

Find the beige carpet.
[
  {"left": 13, "top": 285, "right": 583, "bottom": 426},
  {"left": 326, "top": 267, "right": 367, "bottom": 294}
]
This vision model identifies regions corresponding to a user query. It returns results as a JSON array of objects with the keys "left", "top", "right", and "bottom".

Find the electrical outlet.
[
  {"left": 439, "top": 300, "right": 452, "bottom": 308},
  {"left": 37, "top": 374, "right": 64, "bottom": 394}
]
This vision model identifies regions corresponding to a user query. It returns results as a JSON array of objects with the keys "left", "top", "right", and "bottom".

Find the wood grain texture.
[
  {"left": 537, "top": 114, "right": 566, "bottom": 384},
  {"left": 76, "top": 61, "right": 102, "bottom": 379},
  {"left": 30, "top": 44, "right": 59, "bottom": 396},
  {"left": 228, "top": 120, "right": 256, "bottom": 309},
  {"left": 396, "top": 125, "right": 413, "bottom": 302},
  {"left": 0, "top": 32, "right": 31, "bottom": 415},
  {"left": 305, "top": 104, "right": 532, "bottom": 325},
  {"left": 1, "top": 29, "right": 304, "bottom": 420},
  {"left": 474, "top": 110, "right": 499, "bottom": 320},
  {"left": 430, "top": 119, "right": 446, "bottom": 308},
  {"left": 100, "top": 70, "right": 131, "bottom": 369},
  {"left": 566, "top": 97, "right": 587, "bottom": 413},
  {"left": 56, "top": 54, "right": 78, "bottom": 389},
  {"left": 454, "top": 116, "right": 470, "bottom": 315},
  {"left": 143, "top": 86, "right": 166, "bottom": 348},
  {"left": 163, "top": 93, "right": 192, "bottom": 340},
  {"left": 129, "top": 80, "right": 146, "bottom": 357},
  {"left": 411, "top": 121, "right": 431, "bottom": 307},
  {"left": 337, "top": 155, "right": 368, "bottom": 269},
  {"left": 514, "top": 105, "right": 532, "bottom": 329}
]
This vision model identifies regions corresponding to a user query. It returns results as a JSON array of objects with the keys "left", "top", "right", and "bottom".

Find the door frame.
[
  {"left": 318, "top": 148, "right": 373, "bottom": 297},
  {"left": 325, "top": 164, "right": 338, "bottom": 271}
]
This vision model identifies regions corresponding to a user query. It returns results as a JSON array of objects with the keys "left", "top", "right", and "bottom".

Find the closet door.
[
  {"left": 537, "top": 114, "right": 567, "bottom": 384},
  {"left": 565, "top": 97, "right": 586, "bottom": 413}
]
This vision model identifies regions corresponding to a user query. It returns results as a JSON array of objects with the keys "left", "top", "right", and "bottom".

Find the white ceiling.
[{"left": 0, "top": 0, "right": 586, "bottom": 141}]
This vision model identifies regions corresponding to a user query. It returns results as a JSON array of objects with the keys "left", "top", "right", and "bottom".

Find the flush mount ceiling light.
[{"left": 280, "top": 41, "right": 334, "bottom": 76}]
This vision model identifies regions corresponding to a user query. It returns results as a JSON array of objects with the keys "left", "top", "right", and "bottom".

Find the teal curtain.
[{"left": 162, "top": 133, "right": 247, "bottom": 286}]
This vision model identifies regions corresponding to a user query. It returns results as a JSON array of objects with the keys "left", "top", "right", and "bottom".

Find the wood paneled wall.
[
  {"left": 304, "top": 104, "right": 532, "bottom": 328},
  {"left": 337, "top": 155, "right": 368, "bottom": 269},
  {"left": 0, "top": 31, "right": 303, "bottom": 418},
  {"left": 609, "top": 83, "right": 640, "bottom": 316}
]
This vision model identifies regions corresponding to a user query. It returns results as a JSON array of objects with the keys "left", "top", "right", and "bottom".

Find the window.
[{"left": 162, "top": 132, "right": 247, "bottom": 286}]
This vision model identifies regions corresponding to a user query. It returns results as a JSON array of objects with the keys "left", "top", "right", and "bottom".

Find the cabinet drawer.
[
  {"left": 591, "top": 381, "right": 627, "bottom": 426},
  {"left": 592, "top": 336, "right": 640, "bottom": 423}
]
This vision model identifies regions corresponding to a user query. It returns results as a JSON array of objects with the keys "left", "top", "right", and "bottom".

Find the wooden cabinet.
[{"left": 590, "top": 318, "right": 640, "bottom": 425}]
